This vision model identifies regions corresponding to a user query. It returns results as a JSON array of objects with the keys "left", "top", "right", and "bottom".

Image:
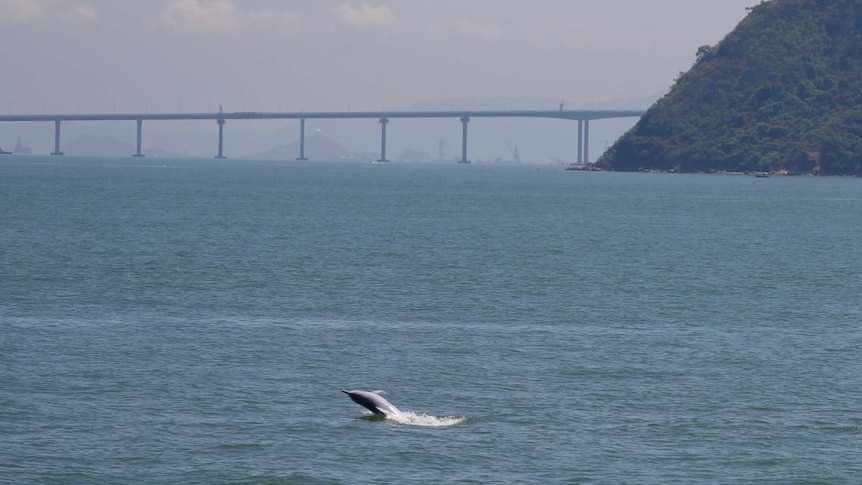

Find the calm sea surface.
[{"left": 1, "top": 157, "right": 861, "bottom": 484}]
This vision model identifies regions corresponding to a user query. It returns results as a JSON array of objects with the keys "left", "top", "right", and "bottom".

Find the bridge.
[{"left": 0, "top": 109, "right": 644, "bottom": 163}]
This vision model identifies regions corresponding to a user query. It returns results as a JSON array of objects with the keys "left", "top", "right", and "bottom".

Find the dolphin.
[{"left": 342, "top": 389, "right": 401, "bottom": 416}]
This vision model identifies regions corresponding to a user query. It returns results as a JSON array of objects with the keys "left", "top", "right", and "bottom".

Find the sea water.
[{"left": 1, "top": 157, "right": 860, "bottom": 484}]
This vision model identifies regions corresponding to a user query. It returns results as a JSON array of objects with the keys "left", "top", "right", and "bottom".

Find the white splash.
[{"left": 386, "top": 410, "right": 467, "bottom": 427}]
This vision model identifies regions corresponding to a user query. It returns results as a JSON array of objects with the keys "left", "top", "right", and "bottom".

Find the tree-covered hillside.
[{"left": 598, "top": 0, "right": 862, "bottom": 175}]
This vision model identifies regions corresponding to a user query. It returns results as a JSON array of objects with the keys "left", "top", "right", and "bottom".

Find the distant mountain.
[
  {"left": 599, "top": 0, "right": 862, "bottom": 175},
  {"left": 396, "top": 148, "right": 433, "bottom": 162},
  {"left": 63, "top": 135, "right": 135, "bottom": 157},
  {"left": 249, "top": 133, "right": 375, "bottom": 161},
  {"left": 143, "top": 148, "right": 182, "bottom": 158}
]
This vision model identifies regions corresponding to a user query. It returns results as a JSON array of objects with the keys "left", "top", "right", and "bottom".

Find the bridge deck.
[
  {"left": 0, "top": 109, "right": 644, "bottom": 123},
  {"left": 0, "top": 108, "right": 644, "bottom": 163}
]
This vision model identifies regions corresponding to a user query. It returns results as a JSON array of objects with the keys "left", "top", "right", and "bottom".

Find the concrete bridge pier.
[
  {"left": 133, "top": 119, "right": 145, "bottom": 157},
  {"left": 215, "top": 118, "right": 226, "bottom": 159},
  {"left": 584, "top": 119, "right": 590, "bottom": 164},
  {"left": 378, "top": 117, "right": 389, "bottom": 162},
  {"left": 459, "top": 116, "right": 470, "bottom": 163},
  {"left": 575, "top": 119, "right": 591, "bottom": 165},
  {"left": 51, "top": 120, "right": 63, "bottom": 155},
  {"left": 297, "top": 118, "right": 308, "bottom": 160},
  {"left": 577, "top": 120, "right": 584, "bottom": 165}
]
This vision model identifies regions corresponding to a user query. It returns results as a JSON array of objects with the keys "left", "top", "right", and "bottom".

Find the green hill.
[{"left": 598, "top": 0, "right": 862, "bottom": 175}]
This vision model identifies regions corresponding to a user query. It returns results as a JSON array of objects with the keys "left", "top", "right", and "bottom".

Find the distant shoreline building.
[{"left": 14, "top": 136, "right": 32, "bottom": 154}]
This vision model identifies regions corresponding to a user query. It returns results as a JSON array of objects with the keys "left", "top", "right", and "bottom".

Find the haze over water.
[{"left": 2, "top": 157, "right": 861, "bottom": 484}]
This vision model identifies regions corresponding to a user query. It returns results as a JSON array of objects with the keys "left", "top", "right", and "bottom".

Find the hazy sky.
[{"left": 2, "top": 0, "right": 757, "bottom": 114}]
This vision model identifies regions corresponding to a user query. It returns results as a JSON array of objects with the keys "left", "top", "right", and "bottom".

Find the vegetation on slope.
[{"left": 598, "top": 0, "right": 862, "bottom": 175}]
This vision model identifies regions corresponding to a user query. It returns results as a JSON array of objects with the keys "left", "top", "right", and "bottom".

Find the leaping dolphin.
[{"left": 342, "top": 389, "right": 401, "bottom": 416}]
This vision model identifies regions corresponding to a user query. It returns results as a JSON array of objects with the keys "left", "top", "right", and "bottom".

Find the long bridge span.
[{"left": 0, "top": 109, "right": 644, "bottom": 163}]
